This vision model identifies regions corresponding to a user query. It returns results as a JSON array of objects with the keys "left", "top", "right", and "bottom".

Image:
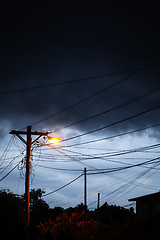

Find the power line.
[
  {"left": 112, "top": 162, "right": 160, "bottom": 203},
  {"left": 88, "top": 143, "right": 160, "bottom": 159},
  {"left": 21, "top": 59, "right": 160, "bottom": 129},
  {"left": 1, "top": 65, "right": 157, "bottom": 96},
  {"left": 60, "top": 143, "right": 160, "bottom": 158},
  {"left": 51, "top": 85, "right": 160, "bottom": 133},
  {"left": 0, "top": 150, "right": 24, "bottom": 174},
  {"left": 55, "top": 148, "right": 97, "bottom": 170},
  {"left": 40, "top": 144, "right": 160, "bottom": 173},
  {"left": 61, "top": 122, "right": 160, "bottom": 147},
  {"left": 62, "top": 104, "right": 160, "bottom": 143},
  {"left": 34, "top": 155, "right": 160, "bottom": 173},
  {"left": 88, "top": 161, "right": 159, "bottom": 207},
  {"left": 59, "top": 144, "right": 160, "bottom": 170},
  {"left": 86, "top": 156, "right": 160, "bottom": 175},
  {"left": 108, "top": 160, "right": 160, "bottom": 204},
  {"left": 43, "top": 173, "right": 83, "bottom": 197},
  {"left": 37, "top": 141, "right": 160, "bottom": 171},
  {"left": 34, "top": 156, "right": 156, "bottom": 163},
  {"left": 36, "top": 164, "right": 83, "bottom": 172},
  {"left": 0, "top": 150, "right": 25, "bottom": 175},
  {"left": 0, "top": 161, "right": 20, "bottom": 182},
  {"left": 0, "top": 137, "right": 14, "bottom": 167},
  {"left": 33, "top": 148, "right": 159, "bottom": 158},
  {"left": 108, "top": 173, "right": 159, "bottom": 192}
]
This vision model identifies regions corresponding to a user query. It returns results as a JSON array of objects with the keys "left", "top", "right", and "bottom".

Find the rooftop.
[{"left": 128, "top": 191, "right": 160, "bottom": 202}]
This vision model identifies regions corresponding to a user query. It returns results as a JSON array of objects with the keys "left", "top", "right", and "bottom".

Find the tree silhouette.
[
  {"left": 23, "top": 188, "right": 49, "bottom": 225},
  {"left": 0, "top": 190, "right": 27, "bottom": 240}
]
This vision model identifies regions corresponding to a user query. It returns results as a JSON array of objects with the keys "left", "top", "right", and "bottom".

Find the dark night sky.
[
  {"left": 1, "top": 6, "right": 160, "bottom": 208},
  {"left": 1, "top": 6, "right": 160, "bottom": 137}
]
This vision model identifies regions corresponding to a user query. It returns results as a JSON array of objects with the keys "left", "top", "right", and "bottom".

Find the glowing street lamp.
[
  {"left": 47, "top": 136, "right": 61, "bottom": 144},
  {"left": 9, "top": 127, "right": 61, "bottom": 227}
]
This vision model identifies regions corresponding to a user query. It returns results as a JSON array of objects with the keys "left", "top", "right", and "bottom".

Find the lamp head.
[{"left": 47, "top": 136, "right": 61, "bottom": 144}]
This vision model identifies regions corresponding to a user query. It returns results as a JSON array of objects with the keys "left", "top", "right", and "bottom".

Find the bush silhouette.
[{"left": 0, "top": 190, "right": 27, "bottom": 240}]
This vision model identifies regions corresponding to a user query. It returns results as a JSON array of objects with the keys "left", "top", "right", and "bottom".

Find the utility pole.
[
  {"left": 25, "top": 126, "right": 31, "bottom": 226},
  {"left": 97, "top": 192, "right": 100, "bottom": 210},
  {"left": 84, "top": 167, "right": 87, "bottom": 208},
  {"left": 10, "top": 126, "right": 49, "bottom": 227},
  {"left": 97, "top": 192, "right": 100, "bottom": 221}
]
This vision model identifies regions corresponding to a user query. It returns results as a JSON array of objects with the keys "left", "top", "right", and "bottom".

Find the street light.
[
  {"left": 9, "top": 126, "right": 61, "bottom": 227},
  {"left": 47, "top": 136, "right": 61, "bottom": 144}
]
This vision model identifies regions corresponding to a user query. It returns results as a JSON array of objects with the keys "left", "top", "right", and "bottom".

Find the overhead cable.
[
  {"left": 62, "top": 104, "right": 160, "bottom": 142},
  {"left": 21, "top": 58, "right": 160, "bottom": 129},
  {"left": 88, "top": 161, "right": 159, "bottom": 207},
  {"left": 55, "top": 148, "right": 97, "bottom": 170},
  {"left": 0, "top": 150, "right": 25, "bottom": 175},
  {"left": 108, "top": 161, "right": 160, "bottom": 203},
  {"left": 112, "top": 162, "right": 160, "bottom": 203},
  {"left": 59, "top": 144, "right": 160, "bottom": 169},
  {"left": 43, "top": 173, "right": 83, "bottom": 197},
  {"left": 37, "top": 164, "right": 83, "bottom": 172},
  {"left": 52, "top": 85, "right": 160, "bottom": 133},
  {"left": 1, "top": 65, "right": 158, "bottom": 96},
  {"left": 61, "top": 122, "right": 160, "bottom": 147},
  {"left": 86, "top": 156, "right": 160, "bottom": 175},
  {"left": 0, "top": 137, "right": 14, "bottom": 166},
  {"left": 0, "top": 162, "right": 20, "bottom": 182}
]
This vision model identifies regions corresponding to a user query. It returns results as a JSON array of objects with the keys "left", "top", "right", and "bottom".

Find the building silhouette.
[{"left": 129, "top": 192, "right": 160, "bottom": 219}]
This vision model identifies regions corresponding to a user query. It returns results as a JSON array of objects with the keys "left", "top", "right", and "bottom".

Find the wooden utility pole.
[
  {"left": 84, "top": 167, "right": 87, "bottom": 208},
  {"left": 97, "top": 192, "right": 100, "bottom": 210},
  {"left": 10, "top": 126, "right": 48, "bottom": 227},
  {"left": 25, "top": 126, "right": 32, "bottom": 226},
  {"left": 97, "top": 192, "right": 100, "bottom": 221}
]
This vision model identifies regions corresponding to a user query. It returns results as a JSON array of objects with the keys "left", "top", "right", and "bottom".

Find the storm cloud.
[
  {"left": 1, "top": 7, "right": 160, "bottom": 140},
  {"left": 1, "top": 6, "right": 160, "bottom": 210}
]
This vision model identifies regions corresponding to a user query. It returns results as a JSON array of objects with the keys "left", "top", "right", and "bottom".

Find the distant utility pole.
[
  {"left": 97, "top": 192, "right": 100, "bottom": 221},
  {"left": 84, "top": 167, "right": 87, "bottom": 208},
  {"left": 97, "top": 192, "right": 100, "bottom": 210},
  {"left": 10, "top": 126, "right": 48, "bottom": 227}
]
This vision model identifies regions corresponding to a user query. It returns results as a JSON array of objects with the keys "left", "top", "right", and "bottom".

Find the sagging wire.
[
  {"left": 0, "top": 161, "right": 22, "bottom": 182},
  {"left": 13, "top": 135, "right": 26, "bottom": 152},
  {"left": 0, "top": 136, "right": 14, "bottom": 167},
  {"left": 112, "top": 161, "right": 160, "bottom": 204},
  {"left": 0, "top": 150, "right": 25, "bottom": 175},
  {"left": 88, "top": 160, "right": 160, "bottom": 208},
  {"left": 43, "top": 173, "right": 83, "bottom": 197},
  {"left": 55, "top": 148, "right": 98, "bottom": 170}
]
